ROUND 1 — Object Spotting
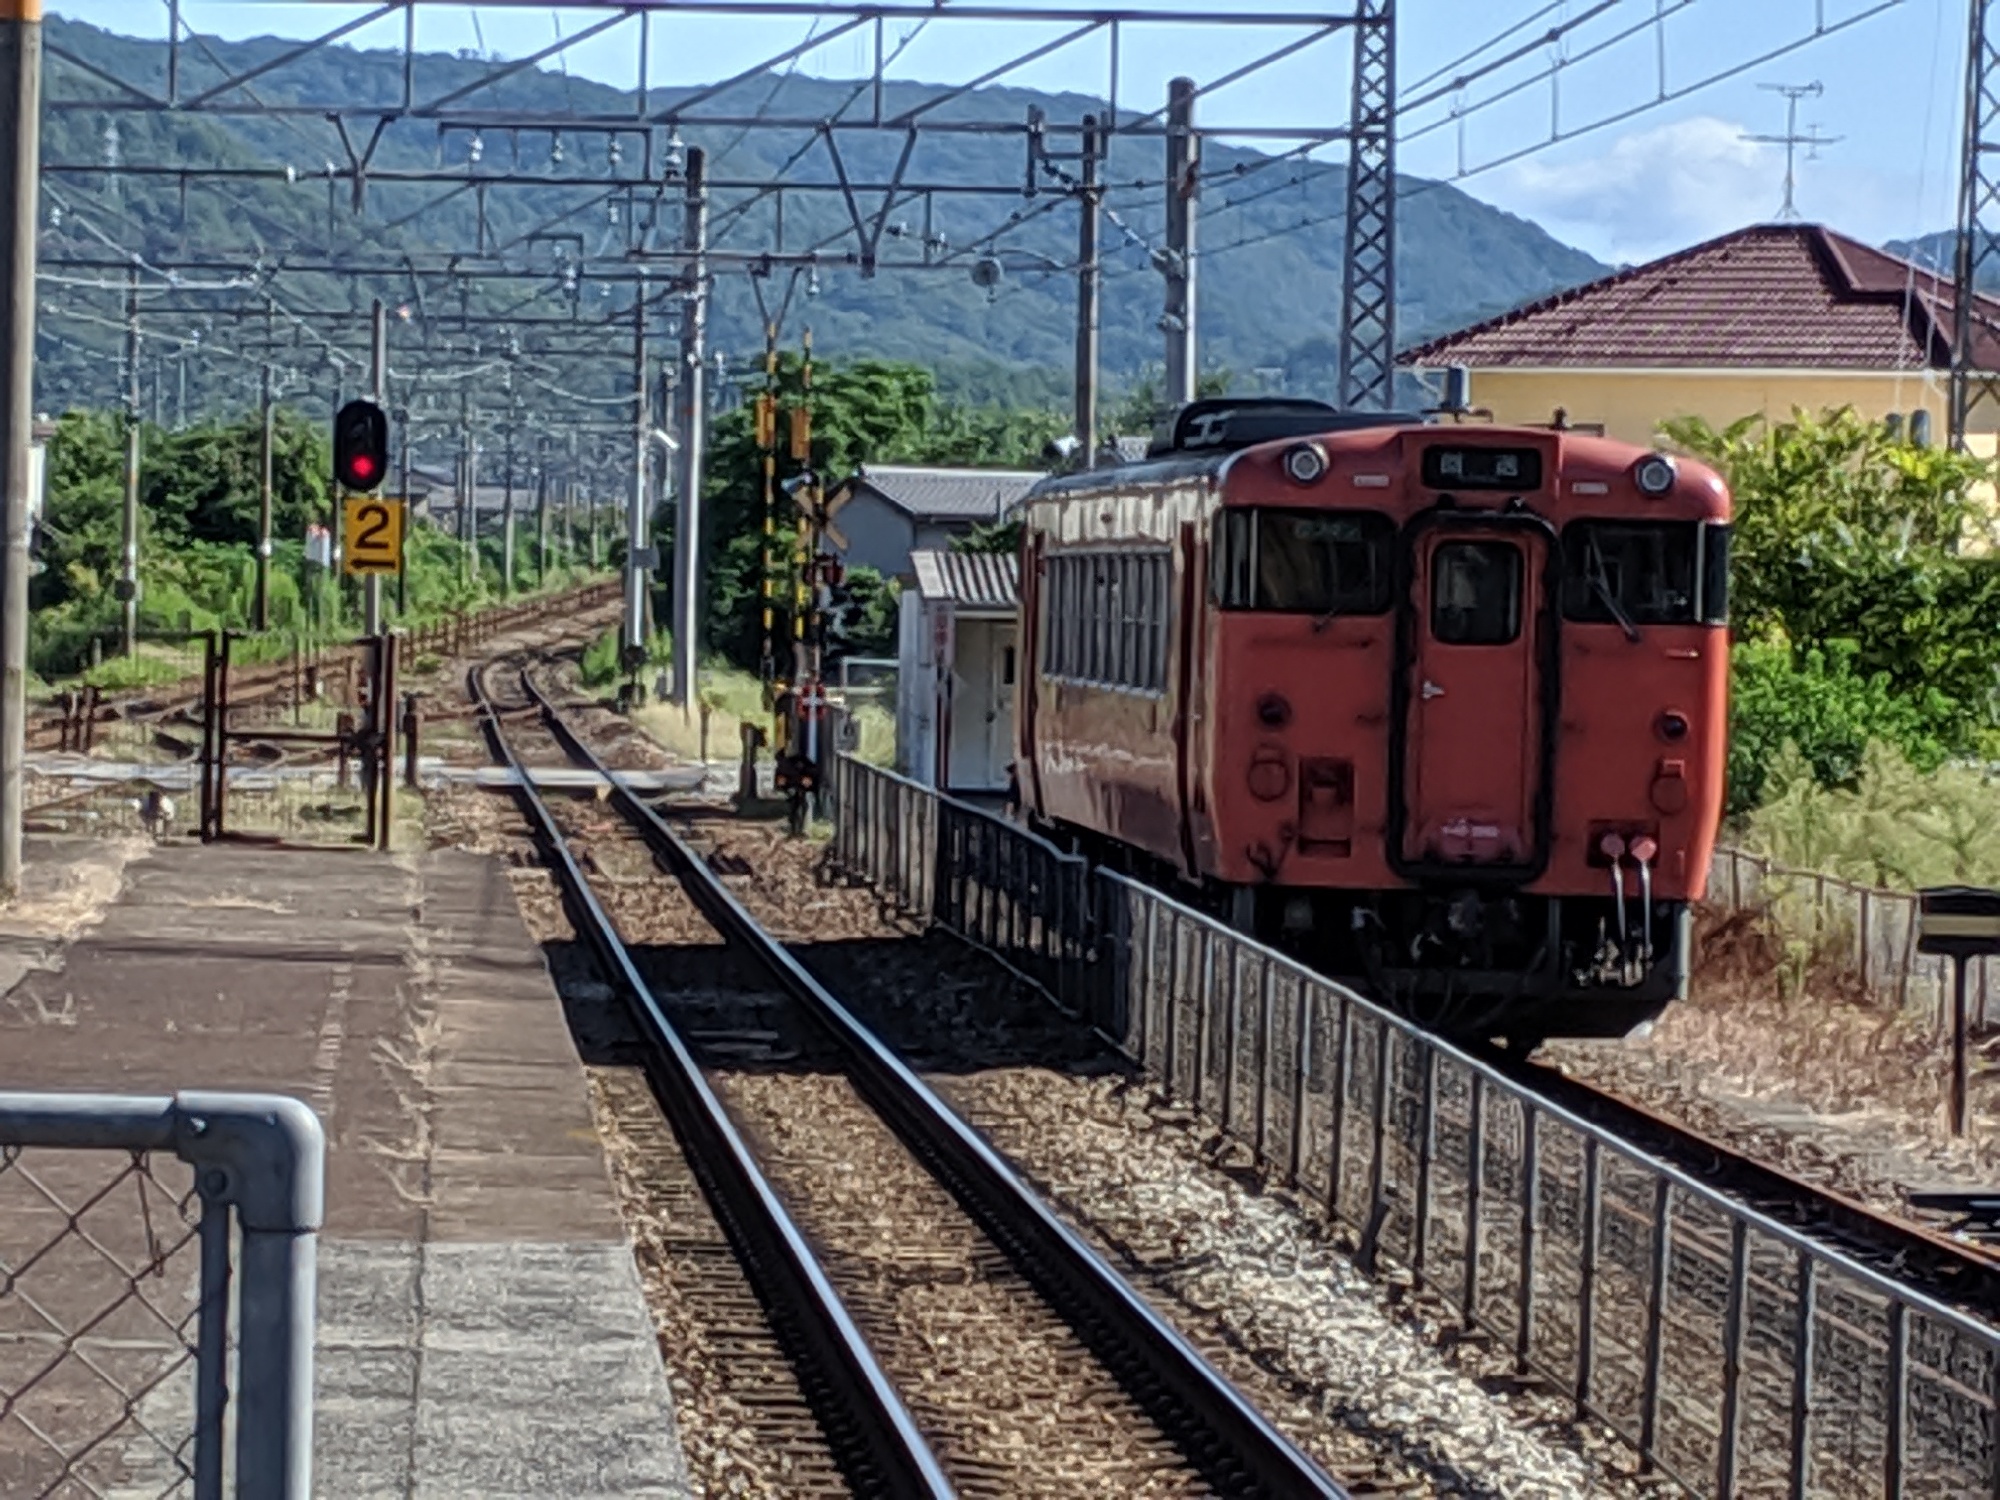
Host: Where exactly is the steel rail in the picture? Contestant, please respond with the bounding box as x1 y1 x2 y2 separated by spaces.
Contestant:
468 661 954 1500
1497 1050 2000 1320
519 668 1348 1499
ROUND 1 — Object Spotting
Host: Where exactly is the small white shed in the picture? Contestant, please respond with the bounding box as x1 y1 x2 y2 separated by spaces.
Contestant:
896 549 1019 794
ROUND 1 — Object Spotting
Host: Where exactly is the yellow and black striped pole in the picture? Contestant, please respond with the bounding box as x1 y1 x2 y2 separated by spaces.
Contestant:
757 319 778 691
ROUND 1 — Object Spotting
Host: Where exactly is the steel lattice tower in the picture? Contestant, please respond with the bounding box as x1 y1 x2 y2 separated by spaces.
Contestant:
1339 0 1396 411
1952 0 2000 448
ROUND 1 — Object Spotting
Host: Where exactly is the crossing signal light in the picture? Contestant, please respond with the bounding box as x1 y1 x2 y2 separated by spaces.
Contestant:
333 399 389 492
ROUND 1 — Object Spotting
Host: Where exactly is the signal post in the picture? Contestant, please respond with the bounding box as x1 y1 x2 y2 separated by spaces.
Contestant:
333 396 401 851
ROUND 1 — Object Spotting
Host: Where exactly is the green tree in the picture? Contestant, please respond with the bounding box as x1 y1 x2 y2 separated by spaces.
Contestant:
1665 407 2000 783
695 355 1060 671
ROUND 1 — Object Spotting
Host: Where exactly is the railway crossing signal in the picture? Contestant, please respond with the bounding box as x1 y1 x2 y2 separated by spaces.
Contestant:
332 398 389 493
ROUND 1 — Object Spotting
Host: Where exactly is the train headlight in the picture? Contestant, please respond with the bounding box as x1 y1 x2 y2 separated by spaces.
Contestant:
1282 442 1327 485
1633 453 1677 496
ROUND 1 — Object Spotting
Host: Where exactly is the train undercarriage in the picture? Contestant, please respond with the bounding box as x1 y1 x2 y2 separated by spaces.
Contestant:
1042 818 1688 1046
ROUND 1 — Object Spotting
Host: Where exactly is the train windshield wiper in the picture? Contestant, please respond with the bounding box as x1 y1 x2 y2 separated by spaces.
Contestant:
1586 535 1641 643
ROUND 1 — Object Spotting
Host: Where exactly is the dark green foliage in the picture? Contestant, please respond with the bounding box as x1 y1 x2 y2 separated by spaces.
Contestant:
31 404 550 676
1727 640 1955 814
697 355 1058 671
954 519 1022 556
832 565 899 662
1664 408 2000 810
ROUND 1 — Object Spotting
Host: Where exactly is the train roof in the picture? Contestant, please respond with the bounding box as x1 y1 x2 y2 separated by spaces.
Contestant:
1030 397 1430 501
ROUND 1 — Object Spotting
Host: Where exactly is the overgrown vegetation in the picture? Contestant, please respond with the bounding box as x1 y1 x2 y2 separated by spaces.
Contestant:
695 355 1062 673
33 406 587 680
1665 408 2000 822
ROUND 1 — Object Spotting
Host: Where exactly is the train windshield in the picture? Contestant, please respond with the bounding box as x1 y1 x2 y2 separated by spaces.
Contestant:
1560 520 1725 627
1214 509 1394 615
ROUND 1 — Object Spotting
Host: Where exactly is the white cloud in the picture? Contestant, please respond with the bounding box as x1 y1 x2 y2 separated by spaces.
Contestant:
1478 116 1791 265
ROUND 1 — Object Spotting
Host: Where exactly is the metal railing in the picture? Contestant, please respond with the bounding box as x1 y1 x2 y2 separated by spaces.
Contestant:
0 1092 324 1499
1710 845 2000 1026
830 755 2000 1498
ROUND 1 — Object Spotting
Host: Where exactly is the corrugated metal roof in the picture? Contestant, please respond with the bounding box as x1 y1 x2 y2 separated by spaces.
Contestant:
909 548 1019 610
854 463 1045 520
1400 223 2000 372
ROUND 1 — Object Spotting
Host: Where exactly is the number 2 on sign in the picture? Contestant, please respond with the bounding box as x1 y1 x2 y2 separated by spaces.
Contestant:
342 496 404 576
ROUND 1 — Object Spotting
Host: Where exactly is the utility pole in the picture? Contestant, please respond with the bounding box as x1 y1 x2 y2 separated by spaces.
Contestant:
255 362 273 629
624 278 649 669
672 146 708 710
500 382 516 598
1952 0 2000 449
1743 82 1837 221
0 0 41 894
365 297 385 635
534 437 549 586
1075 114 1101 463
459 385 477 585
1161 78 1199 411
120 263 141 656
1340 0 1397 411
396 406 411 614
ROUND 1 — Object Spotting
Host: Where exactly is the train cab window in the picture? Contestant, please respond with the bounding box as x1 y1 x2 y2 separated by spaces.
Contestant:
1430 540 1522 645
1560 520 1701 627
1213 508 1393 615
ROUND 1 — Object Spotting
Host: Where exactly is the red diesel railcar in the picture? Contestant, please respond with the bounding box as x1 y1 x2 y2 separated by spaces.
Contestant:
1016 398 1731 1042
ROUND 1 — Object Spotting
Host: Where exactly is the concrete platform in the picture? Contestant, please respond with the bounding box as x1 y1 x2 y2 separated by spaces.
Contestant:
0 838 691 1499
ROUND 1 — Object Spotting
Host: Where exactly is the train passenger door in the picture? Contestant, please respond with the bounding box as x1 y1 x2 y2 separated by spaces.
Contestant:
1397 520 1554 873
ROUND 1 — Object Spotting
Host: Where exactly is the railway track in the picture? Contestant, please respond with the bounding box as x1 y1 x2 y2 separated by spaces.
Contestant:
1495 1048 2000 1320
471 658 1348 1500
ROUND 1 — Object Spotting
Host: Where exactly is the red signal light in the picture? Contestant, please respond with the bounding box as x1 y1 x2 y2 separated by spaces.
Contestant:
332 399 389 493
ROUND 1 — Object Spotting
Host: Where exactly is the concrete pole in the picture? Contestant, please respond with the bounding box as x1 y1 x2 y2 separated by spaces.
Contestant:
534 439 548 587
500 392 516 599
1162 77 1199 410
624 280 648 665
121 262 140 655
255 362 273 629
459 385 477 585
671 146 708 709
396 406 410 615
0 0 40 894
1075 114 1101 464
365 298 384 634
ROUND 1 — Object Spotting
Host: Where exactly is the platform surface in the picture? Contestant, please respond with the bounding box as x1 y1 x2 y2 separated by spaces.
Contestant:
0 837 690 1499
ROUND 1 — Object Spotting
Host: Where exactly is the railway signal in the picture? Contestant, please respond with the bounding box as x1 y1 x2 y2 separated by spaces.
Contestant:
332 398 389 493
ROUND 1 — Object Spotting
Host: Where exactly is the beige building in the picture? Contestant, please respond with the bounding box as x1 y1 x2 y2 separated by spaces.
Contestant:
1401 223 2000 457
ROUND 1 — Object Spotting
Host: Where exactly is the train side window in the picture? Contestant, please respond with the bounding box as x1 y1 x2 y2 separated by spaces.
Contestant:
1561 520 1698 626
1430 540 1522 645
1090 557 1110 682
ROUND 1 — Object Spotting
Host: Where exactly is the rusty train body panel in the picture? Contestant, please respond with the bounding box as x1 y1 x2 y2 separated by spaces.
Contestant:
1016 402 1731 1040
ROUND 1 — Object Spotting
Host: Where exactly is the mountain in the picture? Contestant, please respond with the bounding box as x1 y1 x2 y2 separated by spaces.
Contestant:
1885 230 2000 289
34 17 1607 416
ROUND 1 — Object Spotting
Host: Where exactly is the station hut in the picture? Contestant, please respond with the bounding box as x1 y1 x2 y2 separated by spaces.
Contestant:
826 464 1042 579
895 548 1019 794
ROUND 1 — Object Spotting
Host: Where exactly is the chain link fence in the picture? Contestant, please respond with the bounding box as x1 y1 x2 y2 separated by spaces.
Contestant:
831 755 2000 1498
0 1093 323 1499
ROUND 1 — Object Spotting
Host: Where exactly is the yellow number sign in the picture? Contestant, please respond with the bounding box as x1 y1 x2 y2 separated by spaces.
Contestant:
342 495 403 575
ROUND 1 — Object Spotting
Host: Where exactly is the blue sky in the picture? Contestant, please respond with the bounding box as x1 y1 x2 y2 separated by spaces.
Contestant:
50 0 1969 266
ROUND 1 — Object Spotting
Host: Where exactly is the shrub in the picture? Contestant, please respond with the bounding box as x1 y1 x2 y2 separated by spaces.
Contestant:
1728 639 1955 814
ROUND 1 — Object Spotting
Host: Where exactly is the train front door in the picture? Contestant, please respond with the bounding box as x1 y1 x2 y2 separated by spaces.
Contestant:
1397 520 1553 872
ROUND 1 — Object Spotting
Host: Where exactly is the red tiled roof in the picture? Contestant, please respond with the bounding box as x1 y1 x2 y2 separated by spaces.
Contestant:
1400 223 2000 372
